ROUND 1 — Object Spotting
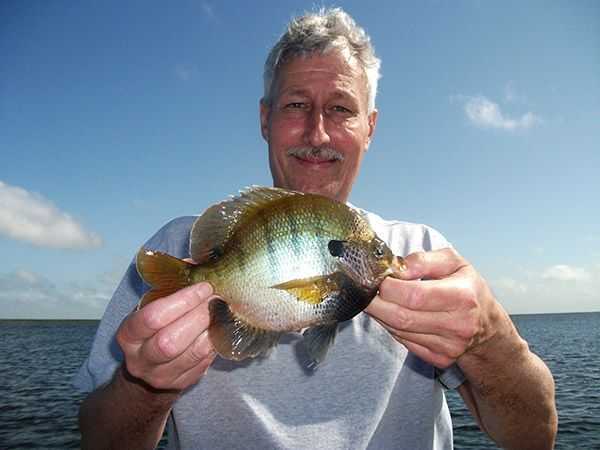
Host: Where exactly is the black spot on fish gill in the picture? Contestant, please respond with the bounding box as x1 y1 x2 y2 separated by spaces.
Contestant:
328 240 345 257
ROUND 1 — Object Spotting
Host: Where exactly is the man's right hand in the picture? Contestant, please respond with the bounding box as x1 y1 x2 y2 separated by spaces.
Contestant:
116 282 217 392
80 282 217 449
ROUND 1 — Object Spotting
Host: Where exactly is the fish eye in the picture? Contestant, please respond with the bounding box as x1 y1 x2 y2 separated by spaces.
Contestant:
374 244 384 258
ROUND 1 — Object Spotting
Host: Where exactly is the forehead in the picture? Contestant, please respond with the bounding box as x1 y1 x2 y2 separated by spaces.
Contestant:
274 52 368 101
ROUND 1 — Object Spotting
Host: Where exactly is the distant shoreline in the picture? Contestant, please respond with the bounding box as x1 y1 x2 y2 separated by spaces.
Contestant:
1 311 599 322
511 310 600 317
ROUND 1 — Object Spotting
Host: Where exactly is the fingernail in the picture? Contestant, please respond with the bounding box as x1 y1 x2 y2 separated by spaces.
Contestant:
195 282 213 299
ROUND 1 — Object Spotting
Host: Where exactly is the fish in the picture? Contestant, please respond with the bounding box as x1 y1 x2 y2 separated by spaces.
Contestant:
136 186 406 367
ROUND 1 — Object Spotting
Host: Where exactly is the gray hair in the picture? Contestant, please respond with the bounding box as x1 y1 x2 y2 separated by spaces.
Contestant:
262 8 381 112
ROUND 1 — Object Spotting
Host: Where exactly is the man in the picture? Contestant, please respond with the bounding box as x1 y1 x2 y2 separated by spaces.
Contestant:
76 8 557 450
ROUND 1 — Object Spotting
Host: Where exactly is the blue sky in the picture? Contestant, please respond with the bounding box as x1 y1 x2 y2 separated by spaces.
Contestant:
1 1 598 319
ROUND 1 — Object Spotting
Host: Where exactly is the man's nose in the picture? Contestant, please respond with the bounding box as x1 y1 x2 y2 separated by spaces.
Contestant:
305 109 331 147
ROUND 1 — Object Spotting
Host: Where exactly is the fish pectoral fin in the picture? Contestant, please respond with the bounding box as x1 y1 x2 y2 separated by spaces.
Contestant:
208 299 282 361
301 323 339 369
271 273 344 305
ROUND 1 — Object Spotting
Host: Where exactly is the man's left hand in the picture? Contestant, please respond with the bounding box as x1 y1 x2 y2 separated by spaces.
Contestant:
366 247 506 369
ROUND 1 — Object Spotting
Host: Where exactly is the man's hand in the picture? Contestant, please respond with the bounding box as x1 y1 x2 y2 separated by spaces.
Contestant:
366 247 505 369
116 281 217 392
366 247 557 449
80 281 218 450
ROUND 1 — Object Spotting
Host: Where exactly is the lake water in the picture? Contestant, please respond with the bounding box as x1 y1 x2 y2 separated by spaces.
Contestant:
447 312 600 449
1 313 599 449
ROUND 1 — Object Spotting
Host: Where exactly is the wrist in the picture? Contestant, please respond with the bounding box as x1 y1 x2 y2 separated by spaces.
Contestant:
458 304 528 374
115 364 181 408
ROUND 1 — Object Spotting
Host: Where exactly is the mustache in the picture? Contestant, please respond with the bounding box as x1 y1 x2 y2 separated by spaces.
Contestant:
286 147 344 161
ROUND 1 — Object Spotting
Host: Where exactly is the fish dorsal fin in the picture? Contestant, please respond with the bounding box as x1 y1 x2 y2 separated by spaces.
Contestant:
271 273 344 305
190 186 304 264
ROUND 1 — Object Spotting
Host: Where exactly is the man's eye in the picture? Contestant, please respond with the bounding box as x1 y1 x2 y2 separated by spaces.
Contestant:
285 102 306 109
331 105 353 114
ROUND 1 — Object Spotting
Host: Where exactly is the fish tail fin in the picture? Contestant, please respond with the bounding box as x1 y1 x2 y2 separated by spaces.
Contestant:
209 299 282 361
136 248 196 308
301 323 339 370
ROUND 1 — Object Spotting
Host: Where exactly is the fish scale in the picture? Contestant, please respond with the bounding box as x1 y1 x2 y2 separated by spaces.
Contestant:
209 207 339 330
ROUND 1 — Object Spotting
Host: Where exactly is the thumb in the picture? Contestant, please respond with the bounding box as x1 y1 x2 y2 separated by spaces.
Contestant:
397 248 468 281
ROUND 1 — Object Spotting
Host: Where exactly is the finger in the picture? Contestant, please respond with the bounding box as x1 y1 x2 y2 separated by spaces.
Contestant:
367 296 470 337
377 277 474 313
171 352 217 390
398 337 456 369
122 283 213 344
387 327 466 361
142 299 212 364
172 332 216 382
372 318 460 369
147 331 216 390
397 248 468 281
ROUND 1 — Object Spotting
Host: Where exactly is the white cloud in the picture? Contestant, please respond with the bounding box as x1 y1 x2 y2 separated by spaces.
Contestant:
491 263 600 314
494 277 528 294
541 264 591 282
0 267 124 319
462 96 541 131
0 181 102 249
15 269 40 284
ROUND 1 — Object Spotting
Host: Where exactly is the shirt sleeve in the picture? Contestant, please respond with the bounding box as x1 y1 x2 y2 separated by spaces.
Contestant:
71 258 143 392
436 365 466 390
72 217 195 393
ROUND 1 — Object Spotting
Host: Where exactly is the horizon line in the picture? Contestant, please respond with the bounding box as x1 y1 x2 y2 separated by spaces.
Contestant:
1 310 599 322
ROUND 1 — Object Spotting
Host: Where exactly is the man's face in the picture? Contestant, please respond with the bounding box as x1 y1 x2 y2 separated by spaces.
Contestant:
260 51 378 202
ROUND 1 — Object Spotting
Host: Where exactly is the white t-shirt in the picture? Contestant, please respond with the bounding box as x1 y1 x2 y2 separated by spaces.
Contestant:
74 208 464 450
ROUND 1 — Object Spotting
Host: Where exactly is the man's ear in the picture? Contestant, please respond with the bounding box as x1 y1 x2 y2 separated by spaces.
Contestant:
365 109 378 150
259 100 270 142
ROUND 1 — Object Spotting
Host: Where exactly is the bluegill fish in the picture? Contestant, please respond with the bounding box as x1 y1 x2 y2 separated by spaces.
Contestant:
136 186 406 367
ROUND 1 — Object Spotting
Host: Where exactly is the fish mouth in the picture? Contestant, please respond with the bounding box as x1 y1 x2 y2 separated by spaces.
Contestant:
389 256 407 278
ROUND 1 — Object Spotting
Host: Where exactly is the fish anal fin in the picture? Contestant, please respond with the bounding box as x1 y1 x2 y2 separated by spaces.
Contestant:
208 299 281 361
302 323 339 369
136 248 195 308
271 273 344 305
